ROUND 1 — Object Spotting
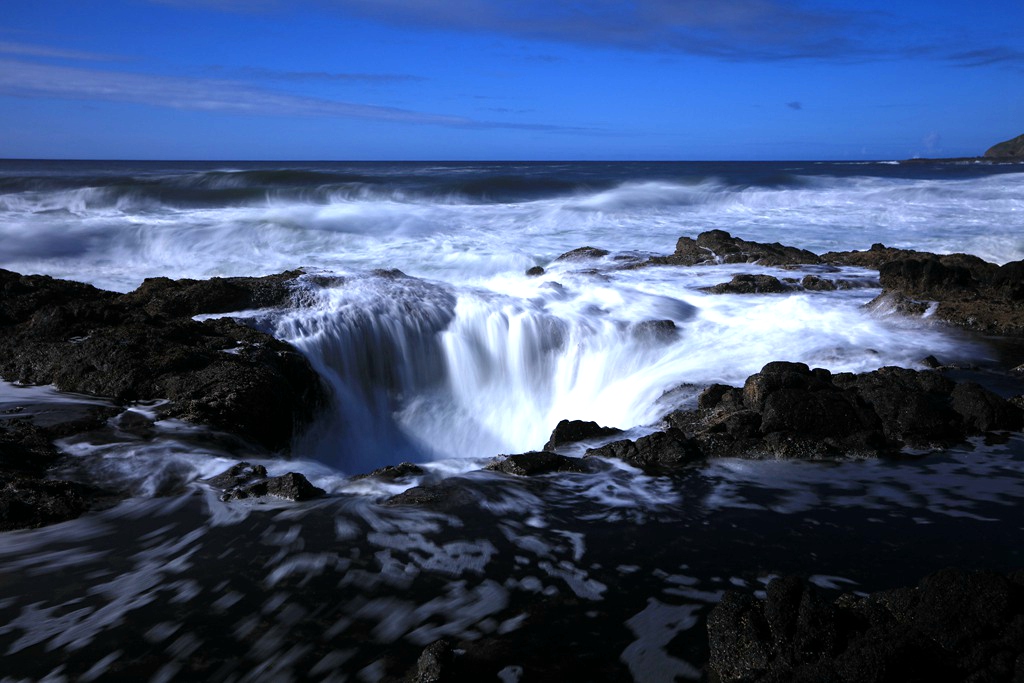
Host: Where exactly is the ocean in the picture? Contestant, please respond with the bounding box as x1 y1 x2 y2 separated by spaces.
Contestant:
1 159 1023 680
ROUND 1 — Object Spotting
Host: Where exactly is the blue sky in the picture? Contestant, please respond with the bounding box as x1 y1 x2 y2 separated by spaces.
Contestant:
1 0 1022 160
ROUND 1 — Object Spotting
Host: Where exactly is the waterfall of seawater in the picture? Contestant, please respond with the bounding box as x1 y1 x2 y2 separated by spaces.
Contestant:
272 272 705 471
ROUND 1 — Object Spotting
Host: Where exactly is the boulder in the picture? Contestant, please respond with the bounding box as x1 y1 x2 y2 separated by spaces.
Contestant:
585 428 701 471
352 462 425 481
554 246 609 262
485 451 591 476
542 419 623 451
205 461 325 502
703 274 794 294
651 230 821 268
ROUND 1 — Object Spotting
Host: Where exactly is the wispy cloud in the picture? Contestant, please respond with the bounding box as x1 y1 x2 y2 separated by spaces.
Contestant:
0 40 118 62
152 0 872 61
0 58 580 131
946 47 1024 68
230 66 427 83
147 0 1024 68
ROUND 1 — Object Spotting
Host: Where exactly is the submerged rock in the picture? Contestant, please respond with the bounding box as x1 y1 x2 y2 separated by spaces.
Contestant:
707 569 1024 683
485 451 591 476
0 269 326 451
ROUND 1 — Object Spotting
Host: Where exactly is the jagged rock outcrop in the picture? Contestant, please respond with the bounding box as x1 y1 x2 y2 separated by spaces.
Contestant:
708 569 1024 683
542 419 623 451
868 255 1024 335
585 362 1023 470
645 230 821 268
204 461 325 502
0 269 325 451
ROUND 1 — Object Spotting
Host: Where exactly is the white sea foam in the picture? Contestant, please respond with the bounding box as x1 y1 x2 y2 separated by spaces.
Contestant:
0 163 1017 474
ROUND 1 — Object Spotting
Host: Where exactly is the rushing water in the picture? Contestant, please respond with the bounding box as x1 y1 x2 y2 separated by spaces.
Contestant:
1 160 1023 680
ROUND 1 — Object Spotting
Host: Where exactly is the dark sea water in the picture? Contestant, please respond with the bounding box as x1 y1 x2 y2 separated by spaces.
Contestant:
0 159 1023 681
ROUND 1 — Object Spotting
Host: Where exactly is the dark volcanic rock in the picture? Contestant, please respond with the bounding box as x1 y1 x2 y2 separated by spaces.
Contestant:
408 639 454 683
525 266 545 277
543 419 623 451
353 462 425 481
0 422 62 474
485 451 591 476
703 274 795 294
820 243 995 273
383 481 475 510
867 255 1024 335
0 269 325 451
119 270 303 318
0 474 92 530
650 230 821 268
658 362 1023 462
206 462 325 502
707 569 1024 683
585 428 701 471
554 246 610 262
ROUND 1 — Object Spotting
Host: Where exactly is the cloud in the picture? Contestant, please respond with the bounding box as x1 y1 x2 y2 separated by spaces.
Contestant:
147 0 1024 69
0 58 576 131
230 66 427 83
946 47 1024 68
0 40 118 62
146 0 873 61
786 101 803 110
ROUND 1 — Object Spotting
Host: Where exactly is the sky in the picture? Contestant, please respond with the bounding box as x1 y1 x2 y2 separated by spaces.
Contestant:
1 0 1022 160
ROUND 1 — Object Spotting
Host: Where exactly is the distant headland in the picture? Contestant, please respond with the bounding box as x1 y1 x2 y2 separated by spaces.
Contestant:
903 132 1024 164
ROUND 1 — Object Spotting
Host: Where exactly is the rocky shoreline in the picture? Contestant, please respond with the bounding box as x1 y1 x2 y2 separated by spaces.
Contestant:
2 231 1023 680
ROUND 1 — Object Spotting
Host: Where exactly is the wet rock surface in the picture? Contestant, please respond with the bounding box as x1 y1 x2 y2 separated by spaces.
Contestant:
703 274 796 294
586 362 1024 468
554 246 610 261
0 395 126 530
485 451 592 476
0 474 95 531
708 569 1024 683
869 255 1024 335
542 419 623 451
205 461 326 502
586 428 702 471
0 268 325 452
645 230 821 268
